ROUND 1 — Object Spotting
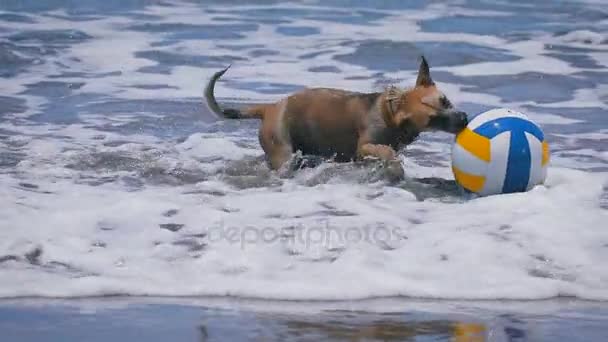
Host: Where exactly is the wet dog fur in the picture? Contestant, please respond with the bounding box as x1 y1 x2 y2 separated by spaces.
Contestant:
204 57 468 173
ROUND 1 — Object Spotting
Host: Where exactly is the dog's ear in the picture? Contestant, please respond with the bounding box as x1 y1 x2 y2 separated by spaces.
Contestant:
415 56 434 87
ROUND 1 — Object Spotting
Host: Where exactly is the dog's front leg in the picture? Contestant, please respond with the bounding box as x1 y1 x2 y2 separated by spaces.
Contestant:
357 143 397 161
357 143 404 181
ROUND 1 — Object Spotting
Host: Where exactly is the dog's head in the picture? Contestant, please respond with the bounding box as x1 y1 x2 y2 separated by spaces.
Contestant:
383 57 468 135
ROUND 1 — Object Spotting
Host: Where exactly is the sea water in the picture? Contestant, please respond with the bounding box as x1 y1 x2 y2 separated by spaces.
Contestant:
0 0 607 304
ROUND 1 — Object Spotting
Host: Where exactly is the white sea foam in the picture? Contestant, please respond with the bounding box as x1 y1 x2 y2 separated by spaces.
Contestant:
556 30 606 46
440 41 579 77
553 130 608 141
590 52 608 68
539 85 608 109
0 170 606 299
1 124 607 300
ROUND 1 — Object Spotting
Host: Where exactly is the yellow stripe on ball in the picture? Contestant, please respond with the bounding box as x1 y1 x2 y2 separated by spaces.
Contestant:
542 141 550 166
456 128 491 162
452 165 486 193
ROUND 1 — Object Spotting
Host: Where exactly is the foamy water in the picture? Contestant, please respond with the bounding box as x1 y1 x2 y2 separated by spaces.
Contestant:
0 0 607 300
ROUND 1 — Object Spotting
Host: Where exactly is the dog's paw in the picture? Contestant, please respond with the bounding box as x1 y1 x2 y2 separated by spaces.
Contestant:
384 159 405 182
379 147 397 161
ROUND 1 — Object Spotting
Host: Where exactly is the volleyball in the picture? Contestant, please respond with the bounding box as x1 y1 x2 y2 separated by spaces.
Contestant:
451 108 549 196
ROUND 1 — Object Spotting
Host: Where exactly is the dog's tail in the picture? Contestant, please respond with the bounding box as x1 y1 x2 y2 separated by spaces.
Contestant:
204 66 265 120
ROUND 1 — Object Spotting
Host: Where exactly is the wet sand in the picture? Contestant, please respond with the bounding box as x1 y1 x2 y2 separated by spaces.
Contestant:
1 297 607 341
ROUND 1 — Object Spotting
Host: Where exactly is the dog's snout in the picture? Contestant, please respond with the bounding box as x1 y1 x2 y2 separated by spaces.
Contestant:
430 110 468 134
454 111 468 129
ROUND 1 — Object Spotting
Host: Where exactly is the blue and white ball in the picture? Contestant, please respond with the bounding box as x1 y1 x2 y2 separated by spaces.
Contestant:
452 108 549 196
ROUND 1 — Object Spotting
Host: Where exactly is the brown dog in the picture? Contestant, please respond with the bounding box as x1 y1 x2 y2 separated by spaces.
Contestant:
205 57 468 171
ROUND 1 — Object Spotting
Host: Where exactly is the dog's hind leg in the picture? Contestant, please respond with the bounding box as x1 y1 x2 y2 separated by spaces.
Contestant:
260 129 292 170
258 100 293 170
